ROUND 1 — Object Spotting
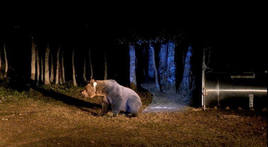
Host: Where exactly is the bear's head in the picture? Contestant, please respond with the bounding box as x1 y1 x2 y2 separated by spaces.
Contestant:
81 79 97 98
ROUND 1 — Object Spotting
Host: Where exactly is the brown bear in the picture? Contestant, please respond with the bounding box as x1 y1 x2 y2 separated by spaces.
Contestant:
81 79 142 117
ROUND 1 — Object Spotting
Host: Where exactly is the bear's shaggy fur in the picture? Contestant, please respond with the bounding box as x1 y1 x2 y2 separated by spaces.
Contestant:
81 79 142 117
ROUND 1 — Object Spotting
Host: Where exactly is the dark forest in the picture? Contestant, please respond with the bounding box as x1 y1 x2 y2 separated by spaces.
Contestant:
1 24 267 87
0 23 267 146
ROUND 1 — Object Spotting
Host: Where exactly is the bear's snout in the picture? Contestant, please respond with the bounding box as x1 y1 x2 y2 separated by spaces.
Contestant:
81 90 88 97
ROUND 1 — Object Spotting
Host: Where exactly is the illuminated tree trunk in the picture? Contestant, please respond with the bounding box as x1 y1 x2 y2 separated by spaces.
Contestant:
159 43 168 89
178 45 193 103
83 56 87 81
36 48 40 85
72 49 77 87
44 44 50 85
150 42 160 91
40 55 44 83
148 43 155 79
0 48 2 76
88 48 93 79
104 51 107 80
59 67 63 85
55 48 60 85
3 43 8 78
50 52 54 83
61 51 65 83
167 41 176 87
31 37 36 81
129 44 136 89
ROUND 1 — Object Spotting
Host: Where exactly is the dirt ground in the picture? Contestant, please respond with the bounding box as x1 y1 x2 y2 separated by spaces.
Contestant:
0 88 267 147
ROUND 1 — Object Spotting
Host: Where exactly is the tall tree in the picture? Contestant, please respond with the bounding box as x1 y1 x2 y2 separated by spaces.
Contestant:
0 47 2 75
36 48 40 85
50 51 54 83
166 41 176 88
104 51 108 80
59 66 63 85
61 50 65 84
3 43 8 78
88 48 93 79
72 49 77 87
40 55 44 83
178 45 194 103
83 56 87 82
44 44 50 85
55 48 60 85
150 42 160 91
159 43 168 89
31 37 36 82
129 44 137 89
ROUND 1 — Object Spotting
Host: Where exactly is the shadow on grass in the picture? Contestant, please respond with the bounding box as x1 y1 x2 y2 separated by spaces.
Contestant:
30 86 101 116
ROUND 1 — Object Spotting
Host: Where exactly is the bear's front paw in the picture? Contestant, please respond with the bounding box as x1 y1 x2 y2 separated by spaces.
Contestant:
98 112 107 117
112 113 118 117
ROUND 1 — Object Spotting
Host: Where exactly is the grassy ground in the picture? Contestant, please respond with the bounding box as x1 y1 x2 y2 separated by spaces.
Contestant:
0 87 267 147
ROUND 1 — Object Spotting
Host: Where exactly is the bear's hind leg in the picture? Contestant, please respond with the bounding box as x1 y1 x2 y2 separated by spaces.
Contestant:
127 97 141 117
100 102 109 116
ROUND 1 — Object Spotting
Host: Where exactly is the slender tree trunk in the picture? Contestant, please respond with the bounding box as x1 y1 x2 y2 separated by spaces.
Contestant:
129 44 137 89
59 67 63 85
83 56 87 81
88 48 93 79
44 44 50 85
59 52 63 85
0 48 2 75
36 48 40 85
55 48 60 85
40 55 44 83
3 43 8 78
166 41 176 88
50 52 54 83
178 45 193 102
61 51 65 83
104 51 107 80
72 49 77 87
159 43 168 89
31 37 36 82
0 48 2 79
150 43 160 91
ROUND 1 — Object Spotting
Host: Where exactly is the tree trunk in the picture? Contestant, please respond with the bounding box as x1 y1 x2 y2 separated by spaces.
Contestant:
36 48 40 85
3 43 8 78
72 49 77 87
104 51 107 80
159 43 168 89
148 44 155 79
167 41 176 88
31 37 36 82
59 67 63 85
61 51 65 83
88 48 93 79
40 55 44 83
44 44 50 85
0 47 2 77
150 42 160 91
83 56 87 81
50 52 54 83
178 45 193 103
55 48 60 85
129 44 137 89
